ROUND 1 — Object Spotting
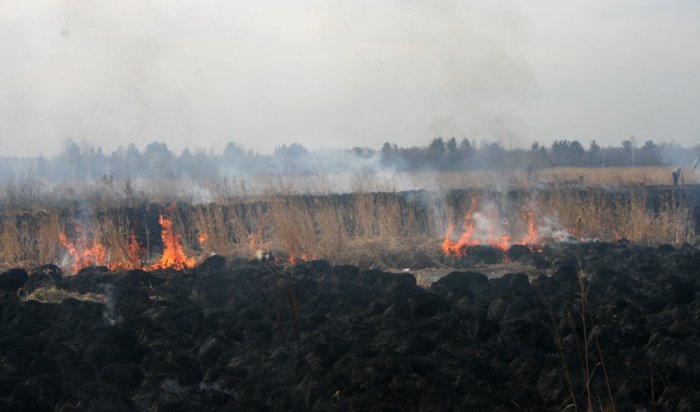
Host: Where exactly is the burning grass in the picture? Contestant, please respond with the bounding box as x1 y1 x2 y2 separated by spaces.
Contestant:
146 213 196 271
0 184 697 273
58 210 196 274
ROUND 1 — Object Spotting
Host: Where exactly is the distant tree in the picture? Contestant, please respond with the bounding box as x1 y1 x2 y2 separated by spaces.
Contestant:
621 139 634 166
551 139 584 166
445 138 461 169
638 139 660 165
426 137 448 169
458 138 472 153
588 140 602 166
58 139 104 180
446 138 457 154
274 143 309 158
143 142 174 177
528 142 548 168
351 147 376 158
569 140 585 159
380 142 398 167
428 137 446 154
223 142 245 159
478 142 505 169
272 143 310 175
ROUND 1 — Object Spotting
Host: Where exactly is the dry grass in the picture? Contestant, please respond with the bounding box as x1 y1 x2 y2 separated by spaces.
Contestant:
0 209 62 268
0 170 697 272
535 166 697 187
23 285 107 304
402 166 699 190
536 188 695 245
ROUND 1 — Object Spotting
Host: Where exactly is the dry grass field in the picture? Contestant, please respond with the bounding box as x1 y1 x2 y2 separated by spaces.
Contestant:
0 166 696 272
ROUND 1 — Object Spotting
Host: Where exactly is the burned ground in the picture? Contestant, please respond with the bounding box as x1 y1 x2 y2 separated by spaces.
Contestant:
1 242 700 411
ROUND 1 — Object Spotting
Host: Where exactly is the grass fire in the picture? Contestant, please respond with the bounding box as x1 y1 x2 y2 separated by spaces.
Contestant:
3 0 700 407
1 6 700 404
2 168 699 410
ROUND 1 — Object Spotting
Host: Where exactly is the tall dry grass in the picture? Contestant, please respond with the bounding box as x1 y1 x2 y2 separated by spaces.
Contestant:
536 188 694 245
535 166 694 187
0 209 62 268
0 172 697 271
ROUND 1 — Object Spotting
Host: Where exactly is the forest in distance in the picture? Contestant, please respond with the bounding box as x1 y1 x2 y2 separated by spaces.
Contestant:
1 137 699 183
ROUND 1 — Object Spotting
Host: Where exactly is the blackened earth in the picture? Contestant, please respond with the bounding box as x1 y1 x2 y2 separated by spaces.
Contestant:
1 242 700 411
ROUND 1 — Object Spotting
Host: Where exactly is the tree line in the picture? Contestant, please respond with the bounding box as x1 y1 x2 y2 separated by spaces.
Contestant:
0 137 698 182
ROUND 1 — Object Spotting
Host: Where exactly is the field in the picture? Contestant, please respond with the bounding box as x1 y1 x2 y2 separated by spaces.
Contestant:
1 167 699 410
0 167 697 272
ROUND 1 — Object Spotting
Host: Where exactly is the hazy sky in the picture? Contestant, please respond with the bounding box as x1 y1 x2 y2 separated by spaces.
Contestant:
1 1 699 156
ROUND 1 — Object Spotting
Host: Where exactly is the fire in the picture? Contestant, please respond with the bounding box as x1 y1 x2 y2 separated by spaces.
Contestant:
442 198 480 256
59 228 108 274
287 253 313 265
521 208 543 252
441 224 456 255
147 214 196 271
109 231 144 271
521 210 538 245
441 215 480 256
198 232 208 245
441 200 544 257
60 212 199 273
249 234 259 258
494 233 511 251
60 226 144 274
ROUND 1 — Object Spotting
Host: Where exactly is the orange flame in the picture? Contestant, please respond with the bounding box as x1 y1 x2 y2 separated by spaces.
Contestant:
198 232 208 245
494 233 511 252
287 253 313 266
442 198 480 256
249 234 259 258
441 223 456 255
109 231 144 271
519 208 543 252
60 212 197 273
146 214 196 271
61 226 145 274
441 199 544 257
59 228 108 274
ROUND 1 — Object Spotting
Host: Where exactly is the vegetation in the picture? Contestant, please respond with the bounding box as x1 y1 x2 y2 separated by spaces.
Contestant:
1 138 698 184
0 181 694 272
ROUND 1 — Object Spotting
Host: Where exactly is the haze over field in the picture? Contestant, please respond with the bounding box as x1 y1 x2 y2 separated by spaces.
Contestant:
1 1 699 157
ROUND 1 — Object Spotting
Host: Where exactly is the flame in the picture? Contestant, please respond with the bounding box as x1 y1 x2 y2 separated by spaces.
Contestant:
441 224 456 255
441 200 545 257
521 210 538 245
287 253 313 266
519 208 543 252
146 214 196 271
442 198 480 256
109 231 144 271
60 211 197 273
198 232 208 245
59 228 108 274
249 234 259 258
61 226 145 274
494 233 511 252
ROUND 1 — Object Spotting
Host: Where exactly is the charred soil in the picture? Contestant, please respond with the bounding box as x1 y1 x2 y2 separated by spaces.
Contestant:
1 242 700 411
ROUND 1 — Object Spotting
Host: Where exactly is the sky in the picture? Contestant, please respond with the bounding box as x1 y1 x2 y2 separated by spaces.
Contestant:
1 0 698 157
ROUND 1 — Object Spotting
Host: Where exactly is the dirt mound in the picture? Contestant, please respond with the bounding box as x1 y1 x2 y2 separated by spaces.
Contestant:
1 242 700 410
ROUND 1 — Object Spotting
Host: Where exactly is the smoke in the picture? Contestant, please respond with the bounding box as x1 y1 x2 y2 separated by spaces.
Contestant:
0 1 537 157
102 283 121 326
659 143 698 169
